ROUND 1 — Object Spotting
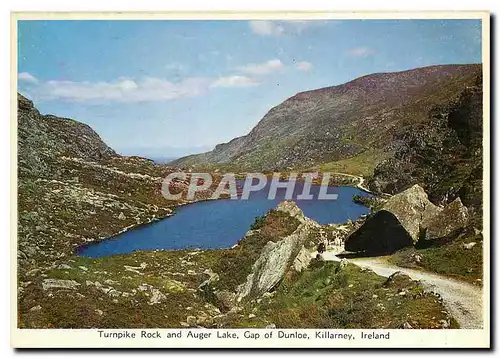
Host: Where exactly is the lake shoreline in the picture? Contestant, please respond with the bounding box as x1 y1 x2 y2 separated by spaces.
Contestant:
75 176 374 258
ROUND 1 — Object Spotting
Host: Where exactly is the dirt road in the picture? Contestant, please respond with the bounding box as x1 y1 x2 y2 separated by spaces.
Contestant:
321 251 484 329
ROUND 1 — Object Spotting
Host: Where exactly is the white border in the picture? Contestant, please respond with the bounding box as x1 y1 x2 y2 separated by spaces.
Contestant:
3 2 495 354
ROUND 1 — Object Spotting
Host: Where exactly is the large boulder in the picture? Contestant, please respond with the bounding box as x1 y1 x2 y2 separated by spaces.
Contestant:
345 185 442 254
382 184 442 243
236 202 318 301
423 197 469 241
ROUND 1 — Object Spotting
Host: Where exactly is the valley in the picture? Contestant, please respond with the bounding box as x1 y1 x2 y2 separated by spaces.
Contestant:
16 63 484 330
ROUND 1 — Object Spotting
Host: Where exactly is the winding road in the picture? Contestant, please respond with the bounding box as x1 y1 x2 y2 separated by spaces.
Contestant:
329 172 371 193
321 251 484 329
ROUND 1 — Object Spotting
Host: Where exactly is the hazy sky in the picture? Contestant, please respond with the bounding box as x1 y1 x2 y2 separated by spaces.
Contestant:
17 19 482 157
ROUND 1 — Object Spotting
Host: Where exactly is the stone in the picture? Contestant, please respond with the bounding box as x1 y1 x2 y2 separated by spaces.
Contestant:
345 185 441 254
275 201 306 221
423 197 469 241
186 316 197 327
118 212 126 220
292 246 312 272
149 288 166 304
29 305 42 312
248 313 256 319
57 264 71 270
104 279 119 285
462 242 477 250
215 290 237 311
42 279 80 290
402 322 413 329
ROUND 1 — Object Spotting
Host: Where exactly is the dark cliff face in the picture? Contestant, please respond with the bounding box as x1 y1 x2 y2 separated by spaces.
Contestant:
172 64 482 171
17 93 117 179
367 73 483 210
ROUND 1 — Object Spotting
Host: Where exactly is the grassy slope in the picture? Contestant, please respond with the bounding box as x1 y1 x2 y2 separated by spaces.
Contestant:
309 150 392 177
224 261 457 329
388 233 483 284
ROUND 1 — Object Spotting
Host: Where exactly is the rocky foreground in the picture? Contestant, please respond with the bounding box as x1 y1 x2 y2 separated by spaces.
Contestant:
19 200 456 329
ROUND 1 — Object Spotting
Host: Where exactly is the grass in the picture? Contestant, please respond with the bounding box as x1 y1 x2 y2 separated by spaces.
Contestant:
352 194 384 211
310 150 391 177
223 260 457 329
19 250 224 328
388 232 483 284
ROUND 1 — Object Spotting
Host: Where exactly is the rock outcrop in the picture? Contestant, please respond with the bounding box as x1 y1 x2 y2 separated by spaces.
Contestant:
368 73 483 209
292 246 312 272
344 185 442 254
423 197 469 241
236 202 319 301
382 185 442 243
345 184 474 253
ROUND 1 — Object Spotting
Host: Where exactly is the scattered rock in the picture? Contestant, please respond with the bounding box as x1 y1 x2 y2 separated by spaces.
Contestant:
186 316 197 327
462 242 477 250
149 288 167 305
118 212 126 220
104 279 119 285
215 290 237 311
29 305 42 312
42 279 80 290
401 322 413 329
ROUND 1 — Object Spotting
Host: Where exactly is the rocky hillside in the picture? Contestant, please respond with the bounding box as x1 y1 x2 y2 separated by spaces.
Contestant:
17 94 219 278
367 73 483 210
172 64 482 172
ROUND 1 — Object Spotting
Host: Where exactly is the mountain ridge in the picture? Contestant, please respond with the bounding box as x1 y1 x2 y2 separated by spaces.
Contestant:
171 63 482 172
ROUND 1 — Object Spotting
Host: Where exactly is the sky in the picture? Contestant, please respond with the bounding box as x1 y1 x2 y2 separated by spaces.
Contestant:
17 19 482 158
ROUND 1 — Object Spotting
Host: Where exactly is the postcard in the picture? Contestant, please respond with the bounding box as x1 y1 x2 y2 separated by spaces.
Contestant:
11 11 490 348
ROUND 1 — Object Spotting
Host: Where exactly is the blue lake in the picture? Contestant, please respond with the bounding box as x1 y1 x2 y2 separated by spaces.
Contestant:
77 183 371 258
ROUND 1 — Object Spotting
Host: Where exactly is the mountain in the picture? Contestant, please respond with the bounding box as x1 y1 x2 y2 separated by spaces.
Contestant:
17 94 218 277
172 64 482 174
368 72 483 209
